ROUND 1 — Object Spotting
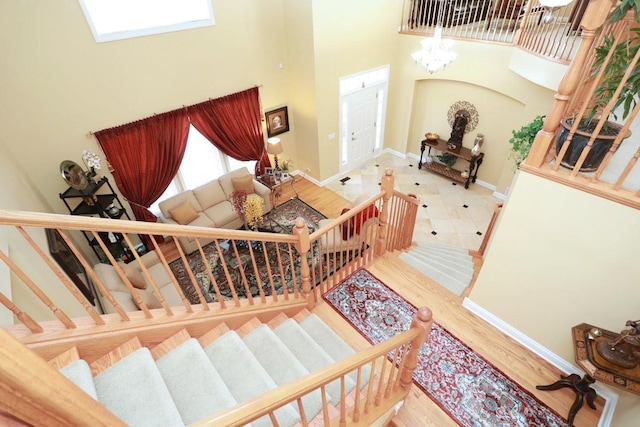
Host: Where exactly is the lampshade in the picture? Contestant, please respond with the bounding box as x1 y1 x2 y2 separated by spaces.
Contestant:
267 137 283 155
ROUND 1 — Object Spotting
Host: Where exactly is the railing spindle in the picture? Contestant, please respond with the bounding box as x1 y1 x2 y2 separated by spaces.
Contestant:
173 235 210 310
16 226 104 325
0 249 76 329
0 291 43 333
149 235 193 312
196 238 225 309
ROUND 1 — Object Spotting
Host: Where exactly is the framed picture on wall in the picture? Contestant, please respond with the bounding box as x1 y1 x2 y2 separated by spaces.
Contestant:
265 106 289 137
46 228 96 306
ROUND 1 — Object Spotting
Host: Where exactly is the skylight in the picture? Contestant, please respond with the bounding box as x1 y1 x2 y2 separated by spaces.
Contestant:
79 0 215 43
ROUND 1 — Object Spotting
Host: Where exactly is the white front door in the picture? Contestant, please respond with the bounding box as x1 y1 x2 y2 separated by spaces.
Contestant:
342 85 380 172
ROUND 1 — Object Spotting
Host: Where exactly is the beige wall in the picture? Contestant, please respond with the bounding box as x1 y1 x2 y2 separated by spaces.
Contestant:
470 170 640 425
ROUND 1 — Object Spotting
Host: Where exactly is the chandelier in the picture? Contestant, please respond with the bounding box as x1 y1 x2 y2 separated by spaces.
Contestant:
411 25 457 74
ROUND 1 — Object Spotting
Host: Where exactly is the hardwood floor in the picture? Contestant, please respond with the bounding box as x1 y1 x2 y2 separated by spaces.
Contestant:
157 175 603 425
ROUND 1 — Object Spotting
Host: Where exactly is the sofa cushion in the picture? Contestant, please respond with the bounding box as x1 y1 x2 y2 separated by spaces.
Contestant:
231 175 255 195
168 201 200 225
218 167 252 198
133 292 162 310
159 191 202 220
193 180 227 211
117 262 147 289
203 200 240 228
93 263 128 293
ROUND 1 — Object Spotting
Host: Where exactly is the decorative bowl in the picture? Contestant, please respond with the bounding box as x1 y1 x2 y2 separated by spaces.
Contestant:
425 132 439 141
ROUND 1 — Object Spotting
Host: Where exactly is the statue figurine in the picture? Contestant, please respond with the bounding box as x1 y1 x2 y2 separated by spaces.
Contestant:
448 111 468 151
596 319 640 369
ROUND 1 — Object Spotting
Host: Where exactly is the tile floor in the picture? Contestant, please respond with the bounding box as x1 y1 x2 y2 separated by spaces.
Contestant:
325 153 504 251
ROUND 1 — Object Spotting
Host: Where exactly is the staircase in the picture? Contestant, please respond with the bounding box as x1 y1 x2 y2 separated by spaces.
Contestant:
398 242 475 296
49 311 371 427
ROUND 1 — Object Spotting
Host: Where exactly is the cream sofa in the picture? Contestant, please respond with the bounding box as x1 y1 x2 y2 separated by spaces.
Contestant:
93 251 182 313
158 167 272 254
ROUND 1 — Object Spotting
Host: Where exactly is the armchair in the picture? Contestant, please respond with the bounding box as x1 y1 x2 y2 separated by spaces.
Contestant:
318 194 380 254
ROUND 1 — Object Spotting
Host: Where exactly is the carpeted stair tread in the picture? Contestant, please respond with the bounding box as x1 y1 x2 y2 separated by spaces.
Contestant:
150 329 192 360
156 338 239 425
400 252 472 283
59 359 98 400
94 347 184 427
243 325 324 421
398 252 469 296
48 346 80 370
267 312 290 329
198 322 231 348
415 241 470 255
274 319 356 404
90 336 143 376
236 317 263 338
300 314 371 387
411 246 474 269
203 330 300 427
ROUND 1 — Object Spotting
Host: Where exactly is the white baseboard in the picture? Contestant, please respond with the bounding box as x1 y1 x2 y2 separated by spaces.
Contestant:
462 298 618 427
492 190 507 201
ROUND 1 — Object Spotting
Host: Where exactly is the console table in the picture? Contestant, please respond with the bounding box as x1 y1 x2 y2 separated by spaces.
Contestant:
418 138 484 189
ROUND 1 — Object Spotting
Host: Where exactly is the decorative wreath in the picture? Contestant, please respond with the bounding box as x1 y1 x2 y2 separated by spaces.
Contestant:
447 101 479 134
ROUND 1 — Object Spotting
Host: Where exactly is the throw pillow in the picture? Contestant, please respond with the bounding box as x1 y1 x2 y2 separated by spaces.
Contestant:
340 208 355 241
353 204 380 236
118 262 147 290
231 175 255 195
133 292 162 310
168 201 199 225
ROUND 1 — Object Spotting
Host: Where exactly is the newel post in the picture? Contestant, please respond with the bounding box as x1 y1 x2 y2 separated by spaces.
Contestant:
292 217 313 308
525 0 614 168
375 168 394 255
399 306 433 390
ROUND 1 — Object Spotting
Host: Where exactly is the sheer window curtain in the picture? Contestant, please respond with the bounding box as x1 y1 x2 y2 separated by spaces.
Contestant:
94 110 190 231
188 87 270 176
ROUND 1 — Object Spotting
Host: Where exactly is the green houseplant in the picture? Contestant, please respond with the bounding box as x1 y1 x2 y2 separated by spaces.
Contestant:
556 3 638 171
509 115 545 169
436 152 457 169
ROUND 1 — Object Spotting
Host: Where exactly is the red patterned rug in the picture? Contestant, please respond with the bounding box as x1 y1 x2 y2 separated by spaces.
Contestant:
323 268 569 427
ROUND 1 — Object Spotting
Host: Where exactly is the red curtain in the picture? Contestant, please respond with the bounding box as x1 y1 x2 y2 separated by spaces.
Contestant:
188 87 270 176
94 110 190 225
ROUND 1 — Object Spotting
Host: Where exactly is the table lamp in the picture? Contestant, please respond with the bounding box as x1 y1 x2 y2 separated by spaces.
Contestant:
267 137 283 169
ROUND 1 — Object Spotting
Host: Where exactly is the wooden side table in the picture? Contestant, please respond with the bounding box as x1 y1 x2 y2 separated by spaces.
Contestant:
572 323 640 395
418 138 484 189
258 174 299 207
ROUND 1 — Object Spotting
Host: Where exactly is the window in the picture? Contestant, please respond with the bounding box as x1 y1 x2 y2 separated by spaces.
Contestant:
79 0 215 43
150 126 257 215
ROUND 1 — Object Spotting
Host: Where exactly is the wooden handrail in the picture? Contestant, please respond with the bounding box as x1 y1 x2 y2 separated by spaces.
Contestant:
0 328 125 427
193 306 433 427
477 203 503 257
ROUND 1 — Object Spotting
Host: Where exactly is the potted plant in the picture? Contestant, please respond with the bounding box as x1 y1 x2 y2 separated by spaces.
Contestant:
509 116 545 169
556 6 638 172
437 152 457 170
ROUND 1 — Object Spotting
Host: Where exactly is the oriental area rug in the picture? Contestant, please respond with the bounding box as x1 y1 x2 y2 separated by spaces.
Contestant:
168 198 329 304
323 268 569 427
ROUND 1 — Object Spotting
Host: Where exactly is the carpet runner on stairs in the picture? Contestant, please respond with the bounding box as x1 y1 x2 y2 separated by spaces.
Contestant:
54 312 368 427
398 242 475 296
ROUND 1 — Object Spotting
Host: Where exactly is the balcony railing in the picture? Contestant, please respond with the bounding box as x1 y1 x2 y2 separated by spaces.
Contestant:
525 2 640 210
400 0 591 63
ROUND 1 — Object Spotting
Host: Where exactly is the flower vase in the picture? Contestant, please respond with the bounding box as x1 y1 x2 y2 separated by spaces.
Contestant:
471 133 484 157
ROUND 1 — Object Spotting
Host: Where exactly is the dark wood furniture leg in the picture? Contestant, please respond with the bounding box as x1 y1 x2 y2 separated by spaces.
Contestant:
419 139 426 169
536 373 597 426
